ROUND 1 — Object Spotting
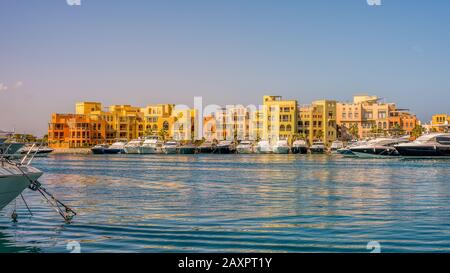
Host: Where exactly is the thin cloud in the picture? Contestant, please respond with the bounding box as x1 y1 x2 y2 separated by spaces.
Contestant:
0 82 9 92
14 81 24 89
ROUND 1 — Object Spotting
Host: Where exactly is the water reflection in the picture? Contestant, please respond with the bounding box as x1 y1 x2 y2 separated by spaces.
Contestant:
0 154 450 252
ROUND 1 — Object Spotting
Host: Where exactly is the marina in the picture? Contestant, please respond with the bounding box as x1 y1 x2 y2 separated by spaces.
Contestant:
1 153 450 253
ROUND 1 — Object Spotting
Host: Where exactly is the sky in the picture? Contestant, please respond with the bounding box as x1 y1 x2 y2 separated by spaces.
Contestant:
1 0 450 136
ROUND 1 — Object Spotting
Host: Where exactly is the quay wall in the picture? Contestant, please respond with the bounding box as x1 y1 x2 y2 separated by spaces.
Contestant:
52 148 92 154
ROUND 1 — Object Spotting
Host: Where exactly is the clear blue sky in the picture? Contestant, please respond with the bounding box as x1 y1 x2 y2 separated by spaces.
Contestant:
1 0 449 136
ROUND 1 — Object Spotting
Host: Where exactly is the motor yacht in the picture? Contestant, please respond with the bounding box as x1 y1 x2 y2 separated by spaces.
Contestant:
178 143 197 154
103 141 126 154
197 141 216 153
255 140 272 154
310 141 325 154
0 159 43 211
91 143 109 154
337 140 366 156
272 140 290 154
330 140 344 154
215 141 236 154
140 136 164 154
19 145 54 157
395 133 450 158
163 141 179 154
236 141 254 154
0 142 25 157
291 140 308 154
124 139 143 154
350 137 409 158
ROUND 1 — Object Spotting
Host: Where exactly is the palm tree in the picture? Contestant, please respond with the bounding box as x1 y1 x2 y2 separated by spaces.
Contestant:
390 124 405 137
145 128 154 137
411 125 424 139
158 128 168 141
349 124 359 139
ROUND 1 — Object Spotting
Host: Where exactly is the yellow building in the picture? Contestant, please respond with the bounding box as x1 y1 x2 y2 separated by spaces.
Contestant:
172 108 197 141
431 114 450 132
262 95 298 143
140 104 175 140
298 100 337 146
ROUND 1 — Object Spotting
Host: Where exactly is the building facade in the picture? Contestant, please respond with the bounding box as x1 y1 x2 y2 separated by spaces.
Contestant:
298 100 337 146
431 114 450 132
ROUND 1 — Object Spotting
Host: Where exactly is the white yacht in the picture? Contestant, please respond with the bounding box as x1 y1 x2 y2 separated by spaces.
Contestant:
395 133 450 158
310 141 325 154
163 141 179 154
291 140 308 154
140 136 164 154
0 159 43 211
255 140 272 154
124 139 143 154
350 137 409 158
330 140 345 154
19 145 54 157
272 140 290 154
236 141 254 154
103 140 127 154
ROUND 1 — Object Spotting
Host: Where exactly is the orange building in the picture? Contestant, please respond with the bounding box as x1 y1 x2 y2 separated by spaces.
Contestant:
48 113 107 148
388 110 419 136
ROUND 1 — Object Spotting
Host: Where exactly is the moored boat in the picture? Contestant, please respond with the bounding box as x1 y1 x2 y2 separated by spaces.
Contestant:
255 140 272 154
178 143 197 154
19 145 54 157
272 140 290 154
163 141 179 154
197 141 216 153
0 142 25 156
291 140 308 154
310 141 325 154
91 144 109 154
395 133 450 158
139 136 164 154
236 141 254 154
330 140 344 154
350 137 409 158
104 141 126 154
124 139 143 154
215 141 236 154
0 160 43 211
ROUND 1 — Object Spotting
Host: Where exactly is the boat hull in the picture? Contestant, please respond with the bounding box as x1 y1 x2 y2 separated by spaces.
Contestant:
273 147 290 154
124 146 140 154
291 146 307 154
0 143 25 156
178 147 196 154
0 170 42 211
164 147 178 154
197 147 215 154
139 147 162 154
91 148 105 154
215 146 235 154
309 148 325 154
351 147 400 158
103 148 125 154
236 147 253 154
395 145 450 158
255 147 273 154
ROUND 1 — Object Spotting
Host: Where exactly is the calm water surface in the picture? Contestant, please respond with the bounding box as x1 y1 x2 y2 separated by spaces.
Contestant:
1 154 450 253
